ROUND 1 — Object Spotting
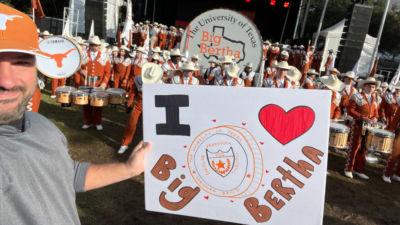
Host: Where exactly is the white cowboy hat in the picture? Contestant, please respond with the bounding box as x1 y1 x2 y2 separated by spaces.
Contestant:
152 54 160 61
111 46 119 52
154 22 159 25
132 44 137 48
142 63 163 83
286 67 302 82
181 57 187 62
377 88 382 92
135 23 139 27
129 51 136 58
191 54 201 60
208 58 219 64
357 77 381 89
310 46 315 49
42 30 50 36
169 48 181 56
298 45 304 48
226 63 240 78
329 68 340 74
219 55 233 64
281 51 289 56
37 28 40 33
244 62 253 68
100 39 109 47
179 28 184 31
136 46 147 55
86 36 102 45
152 46 162 53
264 40 270 44
120 45 130 51
320 75 345 91
293 45 298 48
145 20 150 23
179 62 199 71
307 69 318 75
271 60 278 68
381 82 389 87
344 71 356 79
139 22 143 25
277 61 291 70
274 42 279 45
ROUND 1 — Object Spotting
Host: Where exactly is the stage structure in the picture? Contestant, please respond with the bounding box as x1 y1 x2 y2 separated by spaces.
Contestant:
292 0 312 42
63 7 79 37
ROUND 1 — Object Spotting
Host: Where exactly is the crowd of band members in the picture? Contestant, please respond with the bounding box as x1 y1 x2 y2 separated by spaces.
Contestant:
34 20 400 184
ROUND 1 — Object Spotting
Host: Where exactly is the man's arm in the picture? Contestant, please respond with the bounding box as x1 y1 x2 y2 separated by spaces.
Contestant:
84 141 151 191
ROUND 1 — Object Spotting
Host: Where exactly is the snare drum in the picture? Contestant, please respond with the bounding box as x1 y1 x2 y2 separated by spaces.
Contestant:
372 122 386 130
338 116 353 126
106 88 126 104
365 128 394 155
72 90 89 105
93 87 105 92
79 86 93 92
329 122 350 149
90 92 109 107
55 86 76 104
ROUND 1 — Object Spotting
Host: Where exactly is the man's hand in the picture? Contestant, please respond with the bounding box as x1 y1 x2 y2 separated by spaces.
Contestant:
371 117 378 124
123 79 127 84
363 117 373 124
333 118 338 122
100 83 107 89
81 69 87 76
125 141 151 177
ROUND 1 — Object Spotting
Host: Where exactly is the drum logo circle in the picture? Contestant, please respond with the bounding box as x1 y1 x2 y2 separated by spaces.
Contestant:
187 126 263 198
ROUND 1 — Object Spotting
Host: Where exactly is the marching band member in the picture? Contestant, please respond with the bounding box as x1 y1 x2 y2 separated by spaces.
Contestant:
111 45 131 89
263 61 278 79
139 26 148 47
278 51 289 62
149 24 158 50
381 82 389 96
293 45 304 70
158 25 167 50
313 48 323 72
204 58 219 85
191 54 201 76
214 63 245 87
42 30 50 39
130 46 148 85
262 61 292 88
133 23 140 46
118 63 164 154
175 28 184 48
79 36 111 130
263 41 270 60
344 77 380 179
240 62 255 87
268 42 280 67
302 69 318 89
328 68 340 76
300 46 314 84
339 71 358 114
286 67 302 89
147 47 164 64
161 48 182 80
171 62 200 85
150 54 162 66
383 83 400 183
288 45 297 65
208 55 232 84
379 84 398 128
324 49 334 74
167 27 177 51
320 75 343 122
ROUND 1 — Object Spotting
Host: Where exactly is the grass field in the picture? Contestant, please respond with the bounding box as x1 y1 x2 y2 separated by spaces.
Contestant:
39 83 400 225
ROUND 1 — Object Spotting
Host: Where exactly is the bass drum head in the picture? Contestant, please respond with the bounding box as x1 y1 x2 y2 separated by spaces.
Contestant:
36 36 83 79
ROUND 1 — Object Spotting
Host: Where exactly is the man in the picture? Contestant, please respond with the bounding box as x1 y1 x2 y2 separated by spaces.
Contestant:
320 75 344 122
0 4 149 224
175 28 184 48
240 62 255 87
215 63 245 87
207 55 232 85
118 63 163 154
379 82 399 129
149 24 158 51
263 41 270 66
147 47 164 64
313 48 323 73
288 45 297 65
328 68 340 76
383 82 400 183
42 30 50 39
161 48 182 80
278 51 289 63
339 71 358 115
191 54 201 76
381 82 389 96
79 36 111 130
167 27 177 51
293 45 304 70
324 49 334 74
204 58 219 85
345 77 380 179
133 23 141 46
171 62 201 85
262 61 292 88
302 69 318 89
286 67 302 89
263 61 278 79
158 25 167 50
268 42 280 67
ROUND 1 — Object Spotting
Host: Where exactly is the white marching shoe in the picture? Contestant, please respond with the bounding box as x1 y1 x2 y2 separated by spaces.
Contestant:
82 124 93 129
393 174 400 182
335 148 348 156
382 175 391 183
95 125 103 131
352 171 369 179
118 146 128 154
344 170 353 178
50 95 56 98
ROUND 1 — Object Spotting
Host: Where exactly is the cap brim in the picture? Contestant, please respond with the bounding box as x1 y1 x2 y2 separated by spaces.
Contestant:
0 40 51 59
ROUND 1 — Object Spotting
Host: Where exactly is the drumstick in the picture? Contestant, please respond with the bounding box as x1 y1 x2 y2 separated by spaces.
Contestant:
85 66 88 87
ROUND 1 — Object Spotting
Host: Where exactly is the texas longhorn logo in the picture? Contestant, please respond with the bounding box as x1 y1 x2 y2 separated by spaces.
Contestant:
206 147 235 177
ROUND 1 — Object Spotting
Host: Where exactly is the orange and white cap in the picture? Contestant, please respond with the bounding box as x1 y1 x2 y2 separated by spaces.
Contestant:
0 4 49 58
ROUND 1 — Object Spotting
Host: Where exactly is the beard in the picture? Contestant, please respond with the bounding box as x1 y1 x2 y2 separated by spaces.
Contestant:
0 85 35 125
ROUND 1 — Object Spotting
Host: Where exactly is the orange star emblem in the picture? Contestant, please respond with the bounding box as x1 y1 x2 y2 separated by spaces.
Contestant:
216 160 225 169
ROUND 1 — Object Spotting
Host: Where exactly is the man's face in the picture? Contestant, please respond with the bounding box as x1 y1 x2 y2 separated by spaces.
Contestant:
395 89 400 95
136 52 141 58
183 70 193 77
344 77 353 85
89 44 100 52
119 50 125 56
309 74 316 79
113 51 119 56
0 52 37 124
210 62 216 67
43 35 49 39
382 87 387 92
363 84 376 94
192 58 198 64
171 56 180 64
277 68 288 77
245 67 252 72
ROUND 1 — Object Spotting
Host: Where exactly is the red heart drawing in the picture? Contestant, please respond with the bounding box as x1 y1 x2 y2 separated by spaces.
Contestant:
260 142 264 145
212 119 216 122
230 200 234 203
265 170 269 173
242 123 246 126
182 165 185 168
184 145 187 148
204 196 209 200
262 184 265 187
259 105 315 145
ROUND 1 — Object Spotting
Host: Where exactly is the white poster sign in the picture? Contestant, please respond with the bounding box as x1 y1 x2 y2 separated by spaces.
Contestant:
143 84 330 224
180 9 263 74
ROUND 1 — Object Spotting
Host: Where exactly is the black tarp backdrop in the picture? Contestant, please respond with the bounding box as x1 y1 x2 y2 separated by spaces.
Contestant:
137 0 301 43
